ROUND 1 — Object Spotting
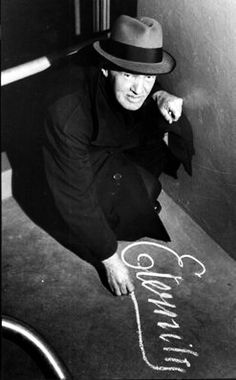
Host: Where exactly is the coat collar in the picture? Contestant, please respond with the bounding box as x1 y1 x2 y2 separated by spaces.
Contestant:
91 69 149 147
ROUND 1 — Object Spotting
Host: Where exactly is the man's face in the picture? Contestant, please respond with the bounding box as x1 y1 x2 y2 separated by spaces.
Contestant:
107 70 156 111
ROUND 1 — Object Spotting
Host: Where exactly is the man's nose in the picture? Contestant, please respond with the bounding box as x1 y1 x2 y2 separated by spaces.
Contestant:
131 76 144 95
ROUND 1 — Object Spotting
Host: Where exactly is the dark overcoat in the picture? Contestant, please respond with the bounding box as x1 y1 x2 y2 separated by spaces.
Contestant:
43 64 194 261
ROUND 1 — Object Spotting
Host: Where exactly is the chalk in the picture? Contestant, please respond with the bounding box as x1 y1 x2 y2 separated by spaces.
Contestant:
129 291 185 373
165 108 174 124
121 241 206 278
165 357 191 367
123 242 206 373
163 347 199 357
168 109 174 118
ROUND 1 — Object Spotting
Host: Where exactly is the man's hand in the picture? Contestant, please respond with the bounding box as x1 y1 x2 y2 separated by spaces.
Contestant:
152 90 183 124
102 252 135 296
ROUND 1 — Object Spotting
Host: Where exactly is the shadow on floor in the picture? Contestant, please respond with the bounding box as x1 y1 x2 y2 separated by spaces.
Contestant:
3 44 114 297
8 148 111 295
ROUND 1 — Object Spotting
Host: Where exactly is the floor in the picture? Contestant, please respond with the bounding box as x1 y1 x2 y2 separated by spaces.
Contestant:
2 190 236 379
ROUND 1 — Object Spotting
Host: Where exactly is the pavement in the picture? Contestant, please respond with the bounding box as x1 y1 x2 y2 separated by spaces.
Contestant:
2 190 236 379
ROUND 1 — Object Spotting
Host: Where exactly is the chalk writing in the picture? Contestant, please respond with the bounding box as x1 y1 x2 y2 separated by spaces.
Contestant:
121 241 206 373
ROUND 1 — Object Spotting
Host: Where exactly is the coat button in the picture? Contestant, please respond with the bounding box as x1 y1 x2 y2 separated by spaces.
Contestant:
113 173 122 180
154 202 162 214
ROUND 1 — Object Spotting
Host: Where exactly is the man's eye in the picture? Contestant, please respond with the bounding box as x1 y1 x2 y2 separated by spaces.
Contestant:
123 72 131 78
146 75 155 80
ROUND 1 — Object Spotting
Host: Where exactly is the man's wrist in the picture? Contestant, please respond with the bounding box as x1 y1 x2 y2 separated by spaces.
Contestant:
102 251 119 266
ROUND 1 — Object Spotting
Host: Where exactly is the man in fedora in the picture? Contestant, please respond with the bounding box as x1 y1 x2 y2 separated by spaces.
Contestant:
43 15 194 296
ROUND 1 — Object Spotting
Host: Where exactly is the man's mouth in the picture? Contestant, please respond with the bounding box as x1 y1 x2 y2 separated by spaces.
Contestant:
127 95 143 103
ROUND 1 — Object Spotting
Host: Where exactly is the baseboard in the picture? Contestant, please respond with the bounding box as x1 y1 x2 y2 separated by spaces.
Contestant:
2 169 12 201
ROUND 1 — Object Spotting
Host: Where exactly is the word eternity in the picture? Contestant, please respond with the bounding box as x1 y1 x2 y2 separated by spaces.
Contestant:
121 241 206 373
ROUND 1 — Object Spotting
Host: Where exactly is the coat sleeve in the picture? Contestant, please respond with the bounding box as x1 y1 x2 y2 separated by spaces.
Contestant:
165 112 195 176
145 96 195 178
43 94 118 261
150 79 163 95
151 81 195 176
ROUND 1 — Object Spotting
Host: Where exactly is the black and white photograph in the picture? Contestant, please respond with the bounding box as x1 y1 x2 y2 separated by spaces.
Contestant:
2 1 236 379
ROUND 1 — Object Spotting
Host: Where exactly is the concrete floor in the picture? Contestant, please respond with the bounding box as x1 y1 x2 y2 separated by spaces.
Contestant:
2 190 236 379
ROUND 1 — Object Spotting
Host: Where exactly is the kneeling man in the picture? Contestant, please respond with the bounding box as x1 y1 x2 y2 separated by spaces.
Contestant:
43 15 193 296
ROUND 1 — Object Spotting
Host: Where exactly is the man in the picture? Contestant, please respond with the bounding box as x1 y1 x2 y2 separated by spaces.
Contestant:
43 15 193 296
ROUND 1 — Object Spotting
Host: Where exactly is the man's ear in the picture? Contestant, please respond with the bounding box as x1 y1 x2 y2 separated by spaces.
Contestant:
101 68 108 78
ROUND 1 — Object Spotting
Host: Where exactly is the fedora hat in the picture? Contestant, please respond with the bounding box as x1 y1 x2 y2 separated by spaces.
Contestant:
93 15 176 74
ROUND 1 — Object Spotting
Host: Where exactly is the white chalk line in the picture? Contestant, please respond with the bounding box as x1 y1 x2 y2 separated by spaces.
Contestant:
123 241 206 373
163 347 198 356
130 291 185 373
121 241 206 278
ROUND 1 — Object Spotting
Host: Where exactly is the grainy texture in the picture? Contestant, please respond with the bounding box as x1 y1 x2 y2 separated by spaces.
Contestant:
2 192 236 379
138 0 236 258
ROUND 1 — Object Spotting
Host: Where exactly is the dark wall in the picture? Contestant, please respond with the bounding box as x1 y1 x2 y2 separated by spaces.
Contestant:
2 0 137 221
79 0 137 34
2 0 137 151
2 0 137 69
2 0 76 152
138 0 236 258
2 0 75 69
110 0 137 25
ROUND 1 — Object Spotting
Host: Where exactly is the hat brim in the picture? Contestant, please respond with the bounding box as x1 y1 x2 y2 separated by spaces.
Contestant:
93 41 176 74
